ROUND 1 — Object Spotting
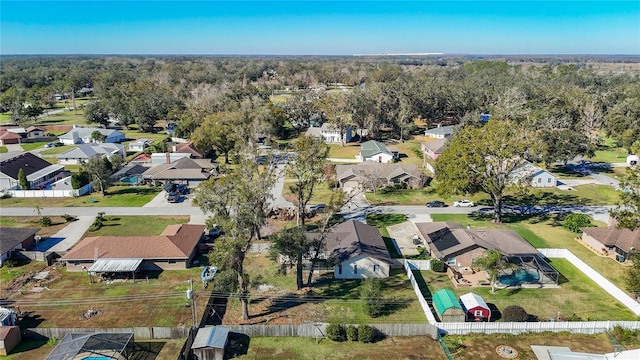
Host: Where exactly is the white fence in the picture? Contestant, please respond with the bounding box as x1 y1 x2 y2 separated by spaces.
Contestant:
403 260 438 324
438 320 640 335
7 184 92 198
405 259 432 271
539 248 640 316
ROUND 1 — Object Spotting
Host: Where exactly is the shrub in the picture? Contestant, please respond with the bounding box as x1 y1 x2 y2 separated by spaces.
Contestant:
502 305 529 322
431 259 445 272
326 323 346 342
612 325 640 345
562 213 592 233
39 216 52 227
63 214 77 222
358 324 376 343
346 325 358 342
88 216 104 232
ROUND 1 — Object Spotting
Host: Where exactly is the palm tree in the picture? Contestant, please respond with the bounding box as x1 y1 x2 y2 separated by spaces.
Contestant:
472 249 514 293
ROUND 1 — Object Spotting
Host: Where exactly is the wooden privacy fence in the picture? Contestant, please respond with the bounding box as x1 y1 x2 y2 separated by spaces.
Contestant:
26 327 190 340
221 323 438 338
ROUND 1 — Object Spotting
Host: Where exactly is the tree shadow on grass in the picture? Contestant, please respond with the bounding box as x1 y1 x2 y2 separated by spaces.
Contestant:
487 303 502 321
226 332 250 359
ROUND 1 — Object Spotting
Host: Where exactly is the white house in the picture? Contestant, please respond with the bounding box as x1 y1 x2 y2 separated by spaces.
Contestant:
305 123 353 144
128 138 153 152
57 143 125 165
0 153 65 190
356 140 396 163
425 124 455 139
58 127 125 145
627 154 639 166
320 220 394 279
510 161 558 188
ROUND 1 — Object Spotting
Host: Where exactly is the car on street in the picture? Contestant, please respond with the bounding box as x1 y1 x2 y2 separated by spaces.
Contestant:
453 199 475 207
425 200 446 208
44 143 53 148
309 203 327 213
53 142 64 147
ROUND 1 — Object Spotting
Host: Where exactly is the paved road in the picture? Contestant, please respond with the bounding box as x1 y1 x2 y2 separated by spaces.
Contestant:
269 163 295 209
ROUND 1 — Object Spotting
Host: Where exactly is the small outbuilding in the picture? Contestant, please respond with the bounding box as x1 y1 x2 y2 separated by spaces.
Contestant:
432 289 465 322
191 326 229 360
459 292 491 322
0 326 21 356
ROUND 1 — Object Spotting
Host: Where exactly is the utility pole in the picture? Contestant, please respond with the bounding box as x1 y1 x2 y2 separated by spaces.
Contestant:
187 279 197 329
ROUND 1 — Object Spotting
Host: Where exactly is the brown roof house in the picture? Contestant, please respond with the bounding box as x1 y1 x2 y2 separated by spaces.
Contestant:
172 141 205 159
0 326 21 356
0 227 40 266
0 131 22 145
335 162 423 191
309 220 395 279
415 222 559 285
581 226 640 262
142 157 218 187
61 224 206 272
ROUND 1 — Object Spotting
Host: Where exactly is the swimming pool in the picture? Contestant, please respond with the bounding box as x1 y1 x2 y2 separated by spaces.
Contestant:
119 176 140 184
498 269 540 286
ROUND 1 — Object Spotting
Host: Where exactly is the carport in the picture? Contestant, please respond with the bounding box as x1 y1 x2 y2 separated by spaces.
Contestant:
45 332 134 360
88 258 143 283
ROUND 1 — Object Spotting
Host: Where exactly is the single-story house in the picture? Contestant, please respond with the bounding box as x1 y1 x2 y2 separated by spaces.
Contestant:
0 131 22 145
191 326 229 360
415 222 559 285
433 289 466 322
61 224 206 272
56 143 125 165
0 152 65 190
45 332 134 360
510 161 557 188
309 220 394 279
356 140 397 163
128 138 154 152
628 155 639 166
0 326 21 356
459 292 491 321
421 139 447 160
335 162 423 190
58 127 125 145
581 226 640 262
306 123 353 144
130 153 152 165
151 152 191 165
172 141 205 159
424 124 455 139
142 157 217 187
25 126 46 139
0 227 40 266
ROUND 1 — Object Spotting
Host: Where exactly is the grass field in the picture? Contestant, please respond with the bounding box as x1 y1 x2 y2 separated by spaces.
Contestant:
20 141 50 151
281 180 339 204
430 213 629 291
83 215 190 237
327 143 361 158
0 186 161 207
590 148 629 163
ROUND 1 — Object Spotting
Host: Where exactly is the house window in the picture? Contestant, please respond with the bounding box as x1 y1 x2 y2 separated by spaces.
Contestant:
338 264 342 274
548 178 552 183
353 264 358 274
373 264 379 272
74 261 80 266
447 258 456 266
168 260 176 264
537 178 542 183
474 310 483 317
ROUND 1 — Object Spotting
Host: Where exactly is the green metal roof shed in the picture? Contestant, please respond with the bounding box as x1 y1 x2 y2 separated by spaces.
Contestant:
432 289 465 322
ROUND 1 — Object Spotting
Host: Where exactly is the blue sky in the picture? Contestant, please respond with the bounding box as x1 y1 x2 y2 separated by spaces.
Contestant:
1 1 639 55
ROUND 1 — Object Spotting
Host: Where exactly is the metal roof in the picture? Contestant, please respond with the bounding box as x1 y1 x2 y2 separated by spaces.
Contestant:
45 332 134 360
432 289 463 315
88 258 143 273
192 326 229 349
459 292 489 311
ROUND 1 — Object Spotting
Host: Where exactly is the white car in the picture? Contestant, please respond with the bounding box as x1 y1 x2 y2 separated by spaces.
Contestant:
453 199 475 207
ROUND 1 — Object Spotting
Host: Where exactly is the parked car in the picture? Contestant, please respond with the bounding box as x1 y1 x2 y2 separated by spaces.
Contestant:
53 142 64 147
44 143 53 148
309 203 327 213
425 200 446 208
166 192 180 203
453 199 475 207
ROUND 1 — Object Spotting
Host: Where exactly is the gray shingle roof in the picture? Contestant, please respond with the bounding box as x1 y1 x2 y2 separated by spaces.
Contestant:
323 220 393 264
0 227 39 254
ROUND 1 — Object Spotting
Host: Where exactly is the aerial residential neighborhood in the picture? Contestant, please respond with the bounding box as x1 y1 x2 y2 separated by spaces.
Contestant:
1 2 640 359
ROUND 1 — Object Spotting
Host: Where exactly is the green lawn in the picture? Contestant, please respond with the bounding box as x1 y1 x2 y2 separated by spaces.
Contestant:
40 145 74 155
430 213 629 290
0 186 162 207
282 180 340 204
83 215 190 237
393 139 427 165
20 141 50 151
590 148 629 163
0 146 7 153
327 143 361 158
36 109 87 125
366 184 621 206
419 259 637 321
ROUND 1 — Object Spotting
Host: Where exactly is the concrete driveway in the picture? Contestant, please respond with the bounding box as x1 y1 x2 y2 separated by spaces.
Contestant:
47 216 94 252
386 221 422 256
